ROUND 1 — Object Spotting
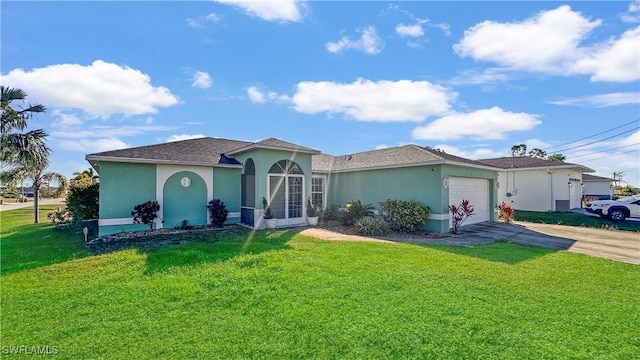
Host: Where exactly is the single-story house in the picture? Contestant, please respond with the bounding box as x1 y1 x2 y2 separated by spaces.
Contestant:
86 137 499 235
582 174 614 201
477 156 594 212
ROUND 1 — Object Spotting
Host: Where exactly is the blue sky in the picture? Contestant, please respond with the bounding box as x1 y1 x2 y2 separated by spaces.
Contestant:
2 1 639 186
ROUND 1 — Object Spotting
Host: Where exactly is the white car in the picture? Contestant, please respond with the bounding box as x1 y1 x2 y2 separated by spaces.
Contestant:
586 195 640 221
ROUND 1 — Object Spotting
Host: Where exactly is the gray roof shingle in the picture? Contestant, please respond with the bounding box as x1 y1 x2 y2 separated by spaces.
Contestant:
477 156 592 171
312 145 494 172
582 174 613 181
86 137 251 166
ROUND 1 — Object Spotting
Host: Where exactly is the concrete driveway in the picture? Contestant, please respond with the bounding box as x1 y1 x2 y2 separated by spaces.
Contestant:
300 222 639 265
451 222 639 265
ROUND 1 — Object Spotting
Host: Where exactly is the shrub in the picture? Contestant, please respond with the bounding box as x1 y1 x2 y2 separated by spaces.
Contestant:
320 204 340 221
66 182 99 221
498 201 515 224
354 217 389 236
379 199 430 232
341 200 374 225
306 197 319 217
262 197 273 219
448 200 474 234
174 219 193 230
131 200 160 231
47 207 73 228
207 199 229 228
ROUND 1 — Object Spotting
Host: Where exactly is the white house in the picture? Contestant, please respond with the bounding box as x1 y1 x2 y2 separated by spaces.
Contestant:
478 157 594 212
582 174 614 201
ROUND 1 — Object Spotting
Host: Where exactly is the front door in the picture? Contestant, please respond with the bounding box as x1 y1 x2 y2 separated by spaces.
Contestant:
269 175 305 226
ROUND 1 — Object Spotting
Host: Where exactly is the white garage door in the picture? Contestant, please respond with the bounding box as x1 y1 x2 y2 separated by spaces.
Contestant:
448 177 490 227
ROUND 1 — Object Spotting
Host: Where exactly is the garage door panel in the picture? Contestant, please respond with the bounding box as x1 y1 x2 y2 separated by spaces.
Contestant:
449 177 489 226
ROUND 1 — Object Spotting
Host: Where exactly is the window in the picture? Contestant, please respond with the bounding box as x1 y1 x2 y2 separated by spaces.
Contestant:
311 177 324 208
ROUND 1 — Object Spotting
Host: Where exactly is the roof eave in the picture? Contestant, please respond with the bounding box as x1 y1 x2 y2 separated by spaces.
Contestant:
329 160 498 173
85 155 243 169
496 164 595 173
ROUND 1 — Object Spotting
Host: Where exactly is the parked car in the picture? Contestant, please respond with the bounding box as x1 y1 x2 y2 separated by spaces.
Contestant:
586 195 640 221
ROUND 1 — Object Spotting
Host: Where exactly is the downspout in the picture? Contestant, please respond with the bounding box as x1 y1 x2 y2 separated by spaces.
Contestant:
546 169 554 211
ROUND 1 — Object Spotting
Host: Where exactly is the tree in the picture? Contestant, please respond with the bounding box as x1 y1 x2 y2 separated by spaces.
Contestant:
1 86 51 223
72 167 99 184
510 144 527 157
528 148 547 159
547 153 566 162
42 172 68 198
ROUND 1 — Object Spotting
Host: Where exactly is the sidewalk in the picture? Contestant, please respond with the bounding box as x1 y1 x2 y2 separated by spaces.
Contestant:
0 198 66 212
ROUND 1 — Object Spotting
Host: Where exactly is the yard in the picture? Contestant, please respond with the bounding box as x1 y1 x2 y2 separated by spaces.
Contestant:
1 206 638 358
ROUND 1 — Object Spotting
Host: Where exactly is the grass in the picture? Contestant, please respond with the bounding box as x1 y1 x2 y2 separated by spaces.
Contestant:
516 210 640 231
1 205 89 274
1 208 639 359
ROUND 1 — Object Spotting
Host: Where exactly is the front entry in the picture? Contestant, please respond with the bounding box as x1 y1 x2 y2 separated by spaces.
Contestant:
267 160 305 227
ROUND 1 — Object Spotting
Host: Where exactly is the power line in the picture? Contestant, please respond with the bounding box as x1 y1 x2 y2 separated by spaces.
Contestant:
548 126 639 154
544 118 640 152
567 143 640 160
575 148 639 163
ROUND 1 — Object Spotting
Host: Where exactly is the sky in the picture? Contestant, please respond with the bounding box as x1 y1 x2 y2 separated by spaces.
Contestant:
1 1 639 187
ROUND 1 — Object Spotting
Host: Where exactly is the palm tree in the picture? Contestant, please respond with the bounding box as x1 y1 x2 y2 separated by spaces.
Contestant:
1 86 51 223
42 171 68 198
72 167 99 184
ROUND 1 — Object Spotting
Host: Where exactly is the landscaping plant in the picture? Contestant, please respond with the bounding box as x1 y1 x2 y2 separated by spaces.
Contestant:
498 201 515 223
262 197 273 219
379 199 430 232
448 199 474 234
354 216 389 236
306 197 318 217
341 200 374 225
207 198 229 228
320 204 340 221
131 200 160 230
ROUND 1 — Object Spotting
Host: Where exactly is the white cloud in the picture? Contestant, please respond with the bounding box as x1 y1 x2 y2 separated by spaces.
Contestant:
454 6 601 73
187 13 222 28
51 110 83 130
375 144 389 150
192 71 212 89
291 78 456 122
412 107 541 141
396 23 424 37
166 134 206 142
448 68 513 86
571 26 640 82
454 6 640 83
549 92 640 107
51 124 177 139
2 60 180 118
326 26 384 55
621 0 640 23
246 86 290 104
58 138 129 153
247 86 266 103
433 144 505 160
215 0 305 22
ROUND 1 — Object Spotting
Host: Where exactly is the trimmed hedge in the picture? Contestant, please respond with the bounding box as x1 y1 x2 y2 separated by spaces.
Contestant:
379 199 430 232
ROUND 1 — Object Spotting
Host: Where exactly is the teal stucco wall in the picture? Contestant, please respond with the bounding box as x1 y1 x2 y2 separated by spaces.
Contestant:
326 164 497 233
98 162 156 235
163 171 208 228
213 167 242 224
235 149 314 212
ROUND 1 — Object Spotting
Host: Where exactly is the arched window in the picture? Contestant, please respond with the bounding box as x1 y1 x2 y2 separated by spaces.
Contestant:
269 160 303 175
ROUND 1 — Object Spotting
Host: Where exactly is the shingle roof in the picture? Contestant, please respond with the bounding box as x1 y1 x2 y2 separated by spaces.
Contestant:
477 156 594 172
582 174 614 181
227 137 320 155
86 137 251 166
312 145 494 172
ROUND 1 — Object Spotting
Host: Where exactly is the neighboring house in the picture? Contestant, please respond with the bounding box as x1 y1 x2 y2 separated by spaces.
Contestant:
86 137 499 235
478 157 594 212
582 174 614 201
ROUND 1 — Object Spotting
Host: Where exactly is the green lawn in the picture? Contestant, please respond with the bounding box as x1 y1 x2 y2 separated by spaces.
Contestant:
516 210 640 231
1 208 638 359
